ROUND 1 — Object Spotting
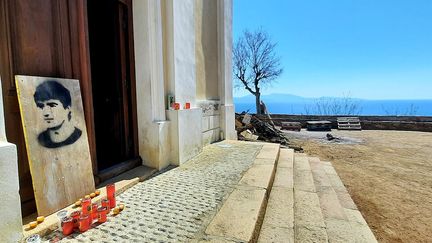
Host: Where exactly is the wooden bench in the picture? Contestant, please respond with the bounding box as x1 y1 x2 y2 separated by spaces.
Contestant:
337 117 362 130
280 122 301 131
306 121 332 131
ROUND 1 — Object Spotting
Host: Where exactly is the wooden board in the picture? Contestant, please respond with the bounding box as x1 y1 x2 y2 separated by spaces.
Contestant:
280 122 301 131
15 75 95 216
306 120 332 131
337 117 362 130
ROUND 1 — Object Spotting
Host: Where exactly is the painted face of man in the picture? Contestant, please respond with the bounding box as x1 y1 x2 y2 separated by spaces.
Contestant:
36 99 70 129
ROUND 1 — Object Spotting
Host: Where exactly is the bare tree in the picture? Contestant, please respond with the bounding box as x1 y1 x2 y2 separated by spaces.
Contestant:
233 29 283 114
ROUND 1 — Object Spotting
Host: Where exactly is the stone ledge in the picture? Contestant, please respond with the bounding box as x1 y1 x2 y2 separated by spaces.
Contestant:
257 225 294 243
255 144 280 160
238 164 276 190
205 188 267 243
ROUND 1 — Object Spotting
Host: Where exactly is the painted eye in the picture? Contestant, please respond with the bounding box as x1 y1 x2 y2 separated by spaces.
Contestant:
47 102 58 108
36 102 44 109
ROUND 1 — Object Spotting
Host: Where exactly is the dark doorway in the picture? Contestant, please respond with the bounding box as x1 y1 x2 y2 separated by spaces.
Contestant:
87 0 140 180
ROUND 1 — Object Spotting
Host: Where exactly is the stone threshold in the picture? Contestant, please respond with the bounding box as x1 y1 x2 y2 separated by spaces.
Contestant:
200 142 280 242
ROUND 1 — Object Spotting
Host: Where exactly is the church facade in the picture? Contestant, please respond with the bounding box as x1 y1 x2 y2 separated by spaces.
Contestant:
0 0 235 241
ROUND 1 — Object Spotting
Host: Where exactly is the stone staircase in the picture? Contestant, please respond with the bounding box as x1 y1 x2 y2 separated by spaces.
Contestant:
203 144 377 243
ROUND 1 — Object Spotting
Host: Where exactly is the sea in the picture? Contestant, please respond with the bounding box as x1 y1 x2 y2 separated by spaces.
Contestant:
234 100 432 116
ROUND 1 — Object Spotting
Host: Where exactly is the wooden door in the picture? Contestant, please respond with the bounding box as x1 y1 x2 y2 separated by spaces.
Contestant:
87 0 140 181
0 0 95 216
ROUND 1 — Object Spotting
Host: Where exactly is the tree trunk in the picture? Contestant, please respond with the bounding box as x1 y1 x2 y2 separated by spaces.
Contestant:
255 93 261 114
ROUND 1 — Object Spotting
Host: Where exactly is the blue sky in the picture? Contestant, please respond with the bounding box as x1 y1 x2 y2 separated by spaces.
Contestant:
233 0 432 100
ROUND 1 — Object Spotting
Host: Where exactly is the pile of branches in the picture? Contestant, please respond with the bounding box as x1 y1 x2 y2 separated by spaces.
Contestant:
235 112 288 145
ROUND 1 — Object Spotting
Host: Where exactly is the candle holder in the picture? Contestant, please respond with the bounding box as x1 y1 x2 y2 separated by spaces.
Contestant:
97 206 108 223
91 203 98 222
81 198 92 215
61 217 74 236
56 210 68 229
79 214 90 232
101 198 110 210
70 211 81 229
106 184 116 208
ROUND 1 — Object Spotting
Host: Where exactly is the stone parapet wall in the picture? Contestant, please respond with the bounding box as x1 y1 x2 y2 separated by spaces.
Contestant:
254 114 432 132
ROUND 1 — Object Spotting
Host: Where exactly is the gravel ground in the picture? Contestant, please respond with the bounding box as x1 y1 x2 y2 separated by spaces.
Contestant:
285 129 432 243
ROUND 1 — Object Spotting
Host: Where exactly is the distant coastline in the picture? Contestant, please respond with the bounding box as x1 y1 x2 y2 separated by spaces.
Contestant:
234 94 432 116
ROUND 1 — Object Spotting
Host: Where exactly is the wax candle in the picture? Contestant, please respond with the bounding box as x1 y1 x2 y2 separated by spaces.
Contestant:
106 184 116 208
79 214 90 232
97 207 108 223
61 217 74 236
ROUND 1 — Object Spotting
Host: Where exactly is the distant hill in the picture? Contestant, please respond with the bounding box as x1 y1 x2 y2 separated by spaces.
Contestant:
234 93 310 103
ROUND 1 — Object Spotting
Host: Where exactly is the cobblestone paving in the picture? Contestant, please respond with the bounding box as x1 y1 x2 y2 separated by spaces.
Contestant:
45 142 262 243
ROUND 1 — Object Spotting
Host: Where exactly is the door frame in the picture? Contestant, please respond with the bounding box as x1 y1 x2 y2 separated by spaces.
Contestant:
86 0 140 183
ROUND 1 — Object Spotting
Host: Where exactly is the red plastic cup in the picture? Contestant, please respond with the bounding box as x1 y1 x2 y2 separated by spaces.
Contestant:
61 217 74 236
97 206 108 223
101 198 110 211
79 214 90 232
70 211 81 228
106 184 116 208
81 198 92 215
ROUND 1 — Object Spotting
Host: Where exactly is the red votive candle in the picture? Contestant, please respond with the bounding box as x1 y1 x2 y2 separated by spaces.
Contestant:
79 214 90 232
91 203 98 222
97 206 108 223
61 217 74 236
106 184 116 208
70 211 81 228
101 198 110 211
174 102 180 110
81 198 92 215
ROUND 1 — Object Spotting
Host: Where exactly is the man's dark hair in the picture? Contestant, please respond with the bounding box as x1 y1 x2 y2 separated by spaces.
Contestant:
33 80 72 108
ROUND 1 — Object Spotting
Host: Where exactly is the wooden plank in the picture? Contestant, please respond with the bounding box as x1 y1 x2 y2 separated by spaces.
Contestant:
15 75 95 216
337 117 362 130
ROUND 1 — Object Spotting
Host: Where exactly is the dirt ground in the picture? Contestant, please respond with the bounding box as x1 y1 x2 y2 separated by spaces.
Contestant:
283 129 432 243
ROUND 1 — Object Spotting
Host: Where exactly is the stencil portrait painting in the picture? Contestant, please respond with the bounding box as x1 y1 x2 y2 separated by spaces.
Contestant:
16 76 95 215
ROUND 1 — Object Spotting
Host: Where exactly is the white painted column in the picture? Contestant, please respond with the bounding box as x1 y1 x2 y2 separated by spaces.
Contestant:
218 0 237 140
133 0 171 170
165 0 197 106
165 0 203 165
0 77 23 242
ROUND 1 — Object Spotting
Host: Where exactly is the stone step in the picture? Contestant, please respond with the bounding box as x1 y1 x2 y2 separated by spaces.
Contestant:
257 148 294 243
204 143 280 243
317 159 378 243
293 153 328 242
309 157 354 242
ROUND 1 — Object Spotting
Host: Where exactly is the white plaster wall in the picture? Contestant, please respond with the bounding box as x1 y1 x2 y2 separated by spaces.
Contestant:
218 0 236 140
0 77 5 141
218 0 233 105
0 142 22 242
133 0 171 170
0 78 22 241
167 109 202 165
195 0 219 100
165 0 197 107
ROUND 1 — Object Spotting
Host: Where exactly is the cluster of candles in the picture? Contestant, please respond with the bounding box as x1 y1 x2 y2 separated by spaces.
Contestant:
172 102 190 110
57 183 123 236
